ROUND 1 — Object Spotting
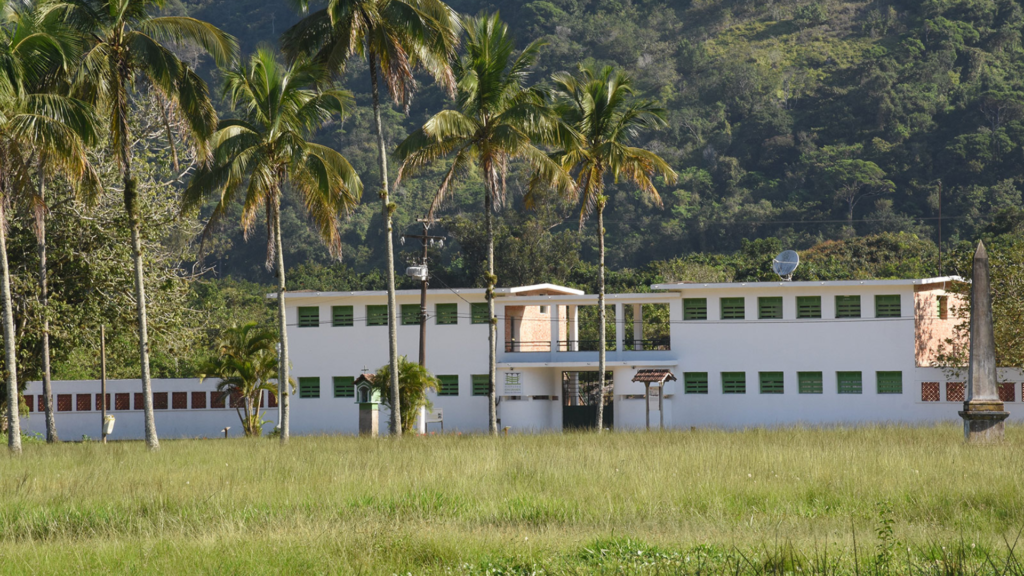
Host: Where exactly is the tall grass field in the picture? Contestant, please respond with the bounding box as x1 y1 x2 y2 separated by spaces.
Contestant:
3 424 1024 574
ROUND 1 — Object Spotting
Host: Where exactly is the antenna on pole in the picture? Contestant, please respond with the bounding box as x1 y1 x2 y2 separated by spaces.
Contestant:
772 250 800 281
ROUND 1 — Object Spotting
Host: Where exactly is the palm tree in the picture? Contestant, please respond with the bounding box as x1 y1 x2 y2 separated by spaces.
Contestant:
0 0 100 454
281 0 461 437
395 13 570 435
182 48 362 444
547 65 677 431
52 0 238 450
371 355 436 435
199 322 280 437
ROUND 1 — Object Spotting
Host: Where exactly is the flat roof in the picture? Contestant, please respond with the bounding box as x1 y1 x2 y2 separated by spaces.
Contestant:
275 283 583 300
651 277 959 291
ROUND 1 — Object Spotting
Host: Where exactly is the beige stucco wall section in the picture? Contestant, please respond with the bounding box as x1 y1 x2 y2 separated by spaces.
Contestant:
914 282 963 367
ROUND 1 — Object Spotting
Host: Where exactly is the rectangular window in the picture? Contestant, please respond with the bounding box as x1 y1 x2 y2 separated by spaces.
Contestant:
38 395 45 412
367 305 388 326
875 295 901 318
401 303 421 325
722 372 746 394
921 382 940 402
837 371 862 394
684 372 709 394
721 298 745 320
759 372 784 394
24 395 32 412
835 296 861 318
76 394 91 411
683 298 707 320
268 392 278 408
937 296 948 319
436 303 458 325
229 391 244 409
334 376 354 398
297 306 319 327
877 371 903 394
96 393 110 411
946 382 965 402
472 374 489 396
332 305 353 327
539 305 548 314
153 392 168 410
134 393 144 410
192 391 207 409
299 377 320 399
114 393 130 411
437 375 459 396
172 392 187 409
211 391 227 409
798 372 823 394
758 297 783 319
471 302 489 324
797 296 821 319
998 382 1015 402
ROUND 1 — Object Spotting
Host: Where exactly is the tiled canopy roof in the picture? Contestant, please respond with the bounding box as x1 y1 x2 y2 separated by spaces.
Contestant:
353 373 376 385
631 369 677 383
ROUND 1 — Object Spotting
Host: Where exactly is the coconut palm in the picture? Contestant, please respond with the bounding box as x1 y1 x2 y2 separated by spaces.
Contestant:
0 0 100 454
371 355 436 435
395 13 570 435
199 322 280 437
50 0 238 450
281 0 461 436
182 47 362 443
547 65 677 431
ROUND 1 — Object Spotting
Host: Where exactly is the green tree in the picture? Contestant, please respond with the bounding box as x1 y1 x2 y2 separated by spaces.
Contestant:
55 0 238 450
282 0 461 437
371 355 436 436
547 64 676 430
396 13 569 435
198 322 280 437
183 48 362 444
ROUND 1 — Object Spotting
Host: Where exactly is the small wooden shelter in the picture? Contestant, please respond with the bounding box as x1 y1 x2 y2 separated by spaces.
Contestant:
631 369 676 430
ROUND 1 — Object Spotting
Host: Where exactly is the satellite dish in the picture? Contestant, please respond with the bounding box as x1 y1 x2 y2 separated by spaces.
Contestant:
772 250 800 281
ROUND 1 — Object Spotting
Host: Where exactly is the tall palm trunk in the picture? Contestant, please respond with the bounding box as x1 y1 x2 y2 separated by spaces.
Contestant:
125 173 159 450
37 165 57 442
485 182 497 435
273 198 290 443
369 54 401 436
1 203 22 455
594 198 607 431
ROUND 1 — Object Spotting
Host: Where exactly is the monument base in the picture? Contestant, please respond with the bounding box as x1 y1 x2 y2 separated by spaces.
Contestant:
359 404 379 437
959 401 1009 443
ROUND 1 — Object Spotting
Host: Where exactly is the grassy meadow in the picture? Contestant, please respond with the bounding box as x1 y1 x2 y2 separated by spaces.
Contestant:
3 424 1024 574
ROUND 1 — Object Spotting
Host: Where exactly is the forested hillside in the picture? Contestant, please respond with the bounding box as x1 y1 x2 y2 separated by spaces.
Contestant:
183 0 1024 283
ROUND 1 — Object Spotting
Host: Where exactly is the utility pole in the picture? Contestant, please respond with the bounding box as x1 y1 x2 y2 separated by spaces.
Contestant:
100 324 107 444
401 220 444 367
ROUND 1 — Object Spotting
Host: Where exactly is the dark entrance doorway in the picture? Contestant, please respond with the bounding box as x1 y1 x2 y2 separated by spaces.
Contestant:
561 371 613 430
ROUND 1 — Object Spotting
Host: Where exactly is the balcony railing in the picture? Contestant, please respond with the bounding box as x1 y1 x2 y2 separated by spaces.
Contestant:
625 338 671 351
557 340 616 352
504 340 552 353
504 338 670 353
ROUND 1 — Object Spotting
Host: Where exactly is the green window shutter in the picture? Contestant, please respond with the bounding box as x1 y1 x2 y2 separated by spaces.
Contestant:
471 374 489 396
436 303 458 325
333 376 354 398
684 372 708 394
332 306 353 327
758 297 783 319
298 377 320 399
401 304 421 325
721 298 745 320
437 375 459 396
367 305 388 326
796 296 821 319
876 371 903 394
798 372 823 394
471 302 490 324
683 298 707 320
722 372 746 394
835 296 861 318
837 371 862 394
297 307 319 328
759 372 784 394
875 295 901 318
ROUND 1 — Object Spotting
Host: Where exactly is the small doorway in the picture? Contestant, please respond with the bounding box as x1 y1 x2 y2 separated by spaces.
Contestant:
561 371 613 430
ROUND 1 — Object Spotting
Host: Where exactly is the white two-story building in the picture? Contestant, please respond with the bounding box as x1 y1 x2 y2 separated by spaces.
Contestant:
20 277 1022 439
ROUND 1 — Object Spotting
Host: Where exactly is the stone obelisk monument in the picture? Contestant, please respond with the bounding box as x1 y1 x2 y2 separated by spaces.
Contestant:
959 241 1009 442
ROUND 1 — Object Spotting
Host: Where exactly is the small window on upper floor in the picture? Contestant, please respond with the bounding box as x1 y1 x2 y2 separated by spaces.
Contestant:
436 303 458 325
684 372 708 394
796 296 821 319
683 298 707 320
875 295 901 318
721 298 745 320
332 305 353 327
937 296 949 319
297 306 319 327
835 296 861 318
539 305 548 314
758 297 782 319
471 302 489 324
400 304 421 326
367 305 388 326
437 375 459 396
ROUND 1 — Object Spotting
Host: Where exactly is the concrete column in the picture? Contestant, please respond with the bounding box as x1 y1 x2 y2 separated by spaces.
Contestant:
550 304 559 353
569 305 579 351
632 304 642 351
614 303 624 353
